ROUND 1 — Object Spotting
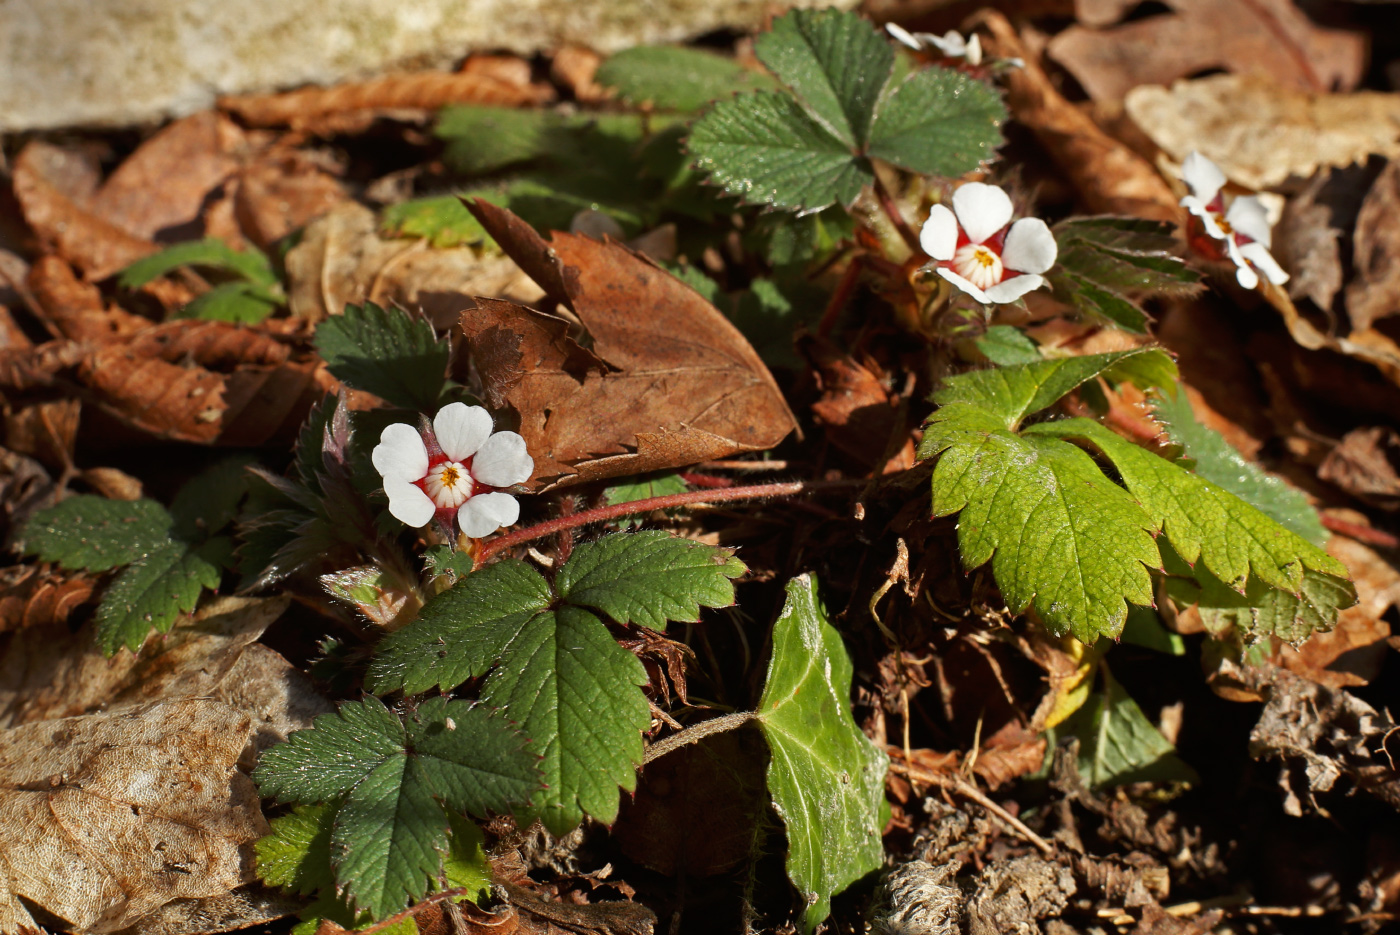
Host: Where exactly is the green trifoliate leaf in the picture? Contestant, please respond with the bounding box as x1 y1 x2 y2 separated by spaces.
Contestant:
596 46 776 112
314 302 449 412
1056 215 1184 255
1033 418 1348 595
118 237 278 289
687 91 872 211
256 803 337 896
1048 217 1200 334
95 539 225 654
177 280 282 323
974 325 1041 366
23 496 173 571
1152 386 1328 546
366 559 553 695
865 66 1006 177
481 606 651 836
255 697 540 920
754 8 892 148
1058 666 1196 788
756 575 888 934
555 531 746 631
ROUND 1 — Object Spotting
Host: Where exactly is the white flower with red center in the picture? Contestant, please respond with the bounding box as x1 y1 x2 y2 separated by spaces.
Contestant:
1179 151 1288 291
371 402 534 538
919 182 1058 305
886 23 983 66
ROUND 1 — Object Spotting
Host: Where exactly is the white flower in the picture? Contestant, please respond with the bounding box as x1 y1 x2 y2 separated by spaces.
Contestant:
918 182 1058 305
1179 151 1288 291
885 23 983 66
371 402 534 538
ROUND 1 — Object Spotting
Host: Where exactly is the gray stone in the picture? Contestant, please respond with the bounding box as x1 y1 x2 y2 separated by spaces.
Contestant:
0 0 851 132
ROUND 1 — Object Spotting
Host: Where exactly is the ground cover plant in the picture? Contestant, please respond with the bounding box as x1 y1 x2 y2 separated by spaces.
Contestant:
3 3 1400 934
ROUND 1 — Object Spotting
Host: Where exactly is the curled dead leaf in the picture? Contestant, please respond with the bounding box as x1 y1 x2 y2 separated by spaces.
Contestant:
0 563 95 635
1346 159 1400 334
28 256 148 343
1319 428 1400 508
461 200 797 489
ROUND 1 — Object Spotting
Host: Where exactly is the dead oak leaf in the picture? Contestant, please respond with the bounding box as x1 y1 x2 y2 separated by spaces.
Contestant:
1051 0 1365 102
462 200 797 490
0 699 267 935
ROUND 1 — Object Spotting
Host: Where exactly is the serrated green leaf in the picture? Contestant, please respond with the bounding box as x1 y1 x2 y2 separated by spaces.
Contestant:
255 697 540 920
482 606 650 835
756 205 854 266
1152 387 1328 547
1055 244 1199 296
366 559 553 695
1055 216 1181 256
423 544 476 582
257 803 337 896
756 575 888 934
555 531 745 631
975 325 1041 366
437 105 563 175
442 810 492 902
866 66 1005 177
177 280 282 323
755 9 892 147
23 495 173 571
380 194 496 249
1118 606 1185 655
1050 269 1149 333
595 46 775 112
1034 418 1347 595
1058 665 1196 787
688 92 870 211
95 540 224 654
602 472 688 529
170 454 258 542
314 303 449 411
118 238 278 289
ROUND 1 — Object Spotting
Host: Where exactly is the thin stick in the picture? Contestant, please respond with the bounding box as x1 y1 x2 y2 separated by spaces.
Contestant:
890 759 1055 856
1321 514 1399 550
699 459 790 471
872 174 922 255
644 711 756 765
475 479 855 566
352 887 478 935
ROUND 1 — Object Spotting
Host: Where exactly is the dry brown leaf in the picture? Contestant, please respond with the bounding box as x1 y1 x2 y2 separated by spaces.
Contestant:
803 338 913 474
976 11 1179 222
11 142 157 281
219 71 553 129
233 150 349 249
1319 427 1400 508
107 887 300 935
551 46 608 103
0 447 57 544
0 564 95 635
27 256 148 343
0 698 268 934
972 737 1048 790
461 200 798 489
80 466 145 501
89 112 246 242
3 398 80 471
1346 159 1400 333
1051 0 1364 102
1126 75 1400 192
284 202 544 323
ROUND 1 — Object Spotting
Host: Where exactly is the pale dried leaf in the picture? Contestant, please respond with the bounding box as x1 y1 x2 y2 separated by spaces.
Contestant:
1126 74 1400 191
1346 160 1400 332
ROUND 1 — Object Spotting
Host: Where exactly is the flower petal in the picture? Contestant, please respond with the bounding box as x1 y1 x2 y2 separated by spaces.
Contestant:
925 30 967 57
919 204 959 260
384 477 436 528
1181 151 1225 205
372 423 428 483
471 431 534 487
964 32 983 66
1225 196 1272 248
458 493 520 538
885 22 922 49
983 273 1047 304
1182 197 1227 241
1001 217 1057 274
936 267 992 304
434 402 493 462
1239 242 1289 285
952 182 1013 245
1223 236 1260 290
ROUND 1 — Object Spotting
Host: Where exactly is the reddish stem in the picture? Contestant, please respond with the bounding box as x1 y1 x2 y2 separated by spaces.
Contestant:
680 472 735 488
816 256 865 339
872 174 923 255
475 480 851 567
1321 515 1399 550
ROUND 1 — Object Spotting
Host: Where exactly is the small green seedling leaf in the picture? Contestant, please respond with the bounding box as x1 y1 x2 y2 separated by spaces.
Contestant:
23 496 173 571
314 303 449 411
865 66 1005 177
177 281 282 323
756 575 888 934
255 697 539 920
118 238 278 289
1152 386 1328 546
256 803 338 896
556 530 746 631
974 325 1041 366
754 8 892 148
1058 666 1197 787
95 540 224 654
603 472 688 529
482 606 651 836
380 194 496 249
596 46 776 111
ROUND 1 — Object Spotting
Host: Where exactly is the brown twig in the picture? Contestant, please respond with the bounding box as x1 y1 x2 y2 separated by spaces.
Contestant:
643 711 757 765
1321 515 1399 550
890 758 1055 856
475 479 855 566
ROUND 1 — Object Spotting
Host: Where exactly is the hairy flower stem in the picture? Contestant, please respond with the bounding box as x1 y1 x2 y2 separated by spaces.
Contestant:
643 711 757 765
873 174 923 255
475 479 849 567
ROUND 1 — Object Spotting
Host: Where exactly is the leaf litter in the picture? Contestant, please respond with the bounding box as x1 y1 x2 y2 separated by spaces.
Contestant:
1 3 1400 934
